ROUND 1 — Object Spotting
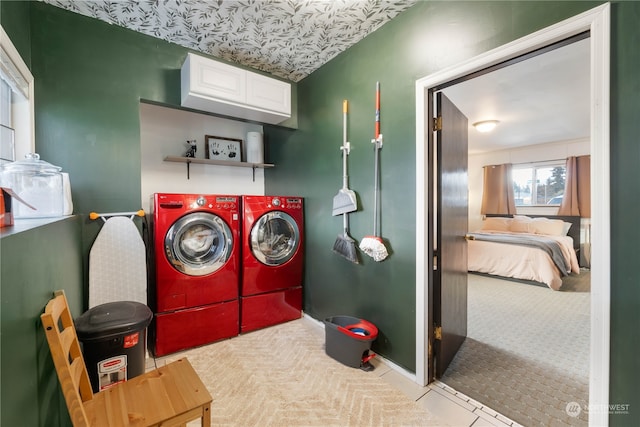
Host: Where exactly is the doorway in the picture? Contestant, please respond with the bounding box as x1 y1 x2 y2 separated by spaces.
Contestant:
414 4 610 427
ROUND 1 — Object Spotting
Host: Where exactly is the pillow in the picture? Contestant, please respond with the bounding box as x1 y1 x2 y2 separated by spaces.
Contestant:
481 217 512 232
562 221 572 236
530 218 566 236
510 217 532 233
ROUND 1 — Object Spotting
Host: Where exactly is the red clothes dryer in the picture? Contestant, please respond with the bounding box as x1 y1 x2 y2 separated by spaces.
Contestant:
241 195 304 333
151 193 240 356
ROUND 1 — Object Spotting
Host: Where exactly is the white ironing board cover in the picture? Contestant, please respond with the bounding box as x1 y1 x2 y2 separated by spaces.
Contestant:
89 216 147 308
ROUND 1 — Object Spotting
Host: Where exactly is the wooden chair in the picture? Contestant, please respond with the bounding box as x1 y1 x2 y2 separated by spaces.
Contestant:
41 290 212 427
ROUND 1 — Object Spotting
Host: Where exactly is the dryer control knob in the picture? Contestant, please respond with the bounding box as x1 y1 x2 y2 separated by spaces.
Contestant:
196 196 206 206
272 198 281 207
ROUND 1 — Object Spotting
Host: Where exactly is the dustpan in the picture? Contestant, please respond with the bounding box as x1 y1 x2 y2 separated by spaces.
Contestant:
333 187 358 216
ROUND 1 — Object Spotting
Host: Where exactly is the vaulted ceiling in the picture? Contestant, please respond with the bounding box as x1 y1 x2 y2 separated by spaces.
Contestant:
42 0 418 82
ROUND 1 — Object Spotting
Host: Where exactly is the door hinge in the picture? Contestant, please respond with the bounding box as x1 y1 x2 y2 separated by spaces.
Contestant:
433 116 442 131
434 325 442 340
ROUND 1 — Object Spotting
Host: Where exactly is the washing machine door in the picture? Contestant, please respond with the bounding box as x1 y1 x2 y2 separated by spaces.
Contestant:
250 211 300 266
165 212 233 276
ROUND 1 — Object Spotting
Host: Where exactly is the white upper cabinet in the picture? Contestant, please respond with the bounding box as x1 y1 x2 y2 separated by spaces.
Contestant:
181 53 291 125
245 72 290 116
185 54 246 104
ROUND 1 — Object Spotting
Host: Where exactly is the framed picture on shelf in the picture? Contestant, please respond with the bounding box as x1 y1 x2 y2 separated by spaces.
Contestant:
205 135 243 162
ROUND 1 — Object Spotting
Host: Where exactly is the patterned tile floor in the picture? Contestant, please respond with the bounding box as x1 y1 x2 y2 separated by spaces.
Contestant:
149 316 522 427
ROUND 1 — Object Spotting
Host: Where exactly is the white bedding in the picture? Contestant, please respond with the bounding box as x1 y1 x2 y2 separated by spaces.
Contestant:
467 231 580 290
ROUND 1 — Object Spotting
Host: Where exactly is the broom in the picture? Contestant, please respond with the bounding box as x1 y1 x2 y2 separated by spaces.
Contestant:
360 82 389 262
333 210 359 263
333 100 359 264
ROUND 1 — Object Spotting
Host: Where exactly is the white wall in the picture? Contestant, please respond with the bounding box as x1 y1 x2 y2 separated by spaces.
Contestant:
140 103 265 212
469 138 590 231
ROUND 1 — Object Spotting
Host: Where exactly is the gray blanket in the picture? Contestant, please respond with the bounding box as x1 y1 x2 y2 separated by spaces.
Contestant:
467 232 571 276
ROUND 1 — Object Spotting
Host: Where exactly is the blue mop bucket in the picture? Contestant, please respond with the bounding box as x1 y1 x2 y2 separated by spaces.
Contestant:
324 315 378 370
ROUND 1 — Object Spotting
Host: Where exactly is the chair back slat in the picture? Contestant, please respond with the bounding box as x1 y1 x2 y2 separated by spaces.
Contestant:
60 327 76 358
69 358 86 392
41 291 94 426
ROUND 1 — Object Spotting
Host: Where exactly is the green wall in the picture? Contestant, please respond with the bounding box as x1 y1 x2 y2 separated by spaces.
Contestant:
2 1 639 425
608 1 640 424
266 1 640 425
22 2 297 216
0 0 31 65
0 218 84 427
267 0 602 367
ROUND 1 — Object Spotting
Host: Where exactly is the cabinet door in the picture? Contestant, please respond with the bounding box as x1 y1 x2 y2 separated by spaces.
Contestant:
246 72 291 115
184 53 246 104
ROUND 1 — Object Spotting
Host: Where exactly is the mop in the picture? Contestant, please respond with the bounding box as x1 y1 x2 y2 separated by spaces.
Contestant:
360 82 389 262
332 100 359 264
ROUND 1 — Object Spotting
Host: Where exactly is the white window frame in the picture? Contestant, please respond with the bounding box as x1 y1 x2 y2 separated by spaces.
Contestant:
512 161 566 206
0 25 35 161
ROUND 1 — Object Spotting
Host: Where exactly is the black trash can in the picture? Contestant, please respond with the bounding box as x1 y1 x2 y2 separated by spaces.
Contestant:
324 315 378 371
75 301 153 392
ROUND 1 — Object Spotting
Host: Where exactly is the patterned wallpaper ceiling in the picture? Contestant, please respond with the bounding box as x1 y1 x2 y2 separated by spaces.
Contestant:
42 0 418 82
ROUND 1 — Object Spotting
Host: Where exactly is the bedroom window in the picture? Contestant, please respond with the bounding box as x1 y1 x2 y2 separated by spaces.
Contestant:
512 162 566 206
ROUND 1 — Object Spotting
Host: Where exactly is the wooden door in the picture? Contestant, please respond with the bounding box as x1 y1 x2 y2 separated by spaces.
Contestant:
433 92 469 379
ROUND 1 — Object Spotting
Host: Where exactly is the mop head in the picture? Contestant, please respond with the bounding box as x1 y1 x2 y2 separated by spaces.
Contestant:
333 234 359 264
359 236 388 262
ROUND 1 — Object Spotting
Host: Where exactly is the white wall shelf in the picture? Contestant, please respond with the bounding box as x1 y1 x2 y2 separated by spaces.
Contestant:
164 155 274 181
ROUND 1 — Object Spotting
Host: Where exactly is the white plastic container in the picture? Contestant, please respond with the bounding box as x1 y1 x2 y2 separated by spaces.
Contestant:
0 153 64 218
246 132 264 164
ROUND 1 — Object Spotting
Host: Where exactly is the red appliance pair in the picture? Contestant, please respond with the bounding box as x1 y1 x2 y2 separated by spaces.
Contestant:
151 193 303 356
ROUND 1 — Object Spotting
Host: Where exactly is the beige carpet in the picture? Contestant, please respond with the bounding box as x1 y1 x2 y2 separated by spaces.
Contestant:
159 318 443 427
441 273 590 426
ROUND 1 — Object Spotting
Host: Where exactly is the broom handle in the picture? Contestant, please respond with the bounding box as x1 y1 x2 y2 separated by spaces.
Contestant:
342 100 349 189
343 212 349 236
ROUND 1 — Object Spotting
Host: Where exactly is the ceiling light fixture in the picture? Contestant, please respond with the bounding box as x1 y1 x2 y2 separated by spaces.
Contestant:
473 120 499 133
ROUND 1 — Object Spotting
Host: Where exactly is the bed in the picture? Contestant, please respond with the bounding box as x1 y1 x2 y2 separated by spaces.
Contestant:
467 215 581 290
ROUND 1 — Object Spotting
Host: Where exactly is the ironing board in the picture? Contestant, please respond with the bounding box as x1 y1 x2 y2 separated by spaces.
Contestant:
89 216 147 308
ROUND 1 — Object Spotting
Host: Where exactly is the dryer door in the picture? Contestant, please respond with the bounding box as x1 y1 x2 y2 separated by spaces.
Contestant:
250 211 300 266
165 212 233 276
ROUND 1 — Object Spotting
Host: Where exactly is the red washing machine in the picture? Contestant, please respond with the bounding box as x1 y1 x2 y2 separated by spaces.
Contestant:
151 193 240 356
241 195 304 333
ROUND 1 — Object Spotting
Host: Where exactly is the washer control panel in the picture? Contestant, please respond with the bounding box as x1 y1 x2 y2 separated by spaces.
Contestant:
213 196 238 210
267 197 303 209
181 195 237 210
